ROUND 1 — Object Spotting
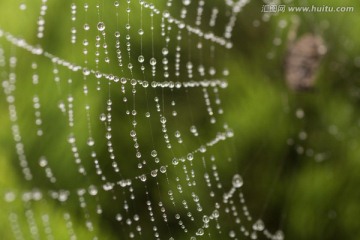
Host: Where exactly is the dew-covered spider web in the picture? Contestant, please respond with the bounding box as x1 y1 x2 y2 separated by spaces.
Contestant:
0 0 285 239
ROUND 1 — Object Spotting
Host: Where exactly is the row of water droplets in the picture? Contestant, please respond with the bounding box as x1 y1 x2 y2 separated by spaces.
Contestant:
1 0 284 239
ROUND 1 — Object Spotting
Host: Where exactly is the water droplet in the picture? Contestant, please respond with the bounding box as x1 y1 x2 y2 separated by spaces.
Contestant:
278 20 287 28
19 3 26 10
84 24 90 31
39 157 48 167
162 48 169 55
160 166 167 173
139 174 147 182
87 137 95 146
186 62 193 69
88 185 98 196
4 192 16 202
150 58 157 66
99 113 106 121
202 215 209 223
130 79 137 86
103 182 114 191
175 131 181 138
130 130 136 137
82 68 90 76
151 150 157 157
182 0 191 6
59 191 69 202
160 116 167 124
116 213 123 221
97 22 106 31
67 134 76 144
252 219 265 231
273 230 284 240
172 158 179 166
196 228 204 236
105 132 112 140
163 10 170 18
138 55 145 63
232 174 243 188
212 210 219 218
296 108 305 119
151 170 158 177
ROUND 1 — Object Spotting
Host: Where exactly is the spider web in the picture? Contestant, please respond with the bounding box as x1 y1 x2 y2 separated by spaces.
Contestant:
0 0 284 239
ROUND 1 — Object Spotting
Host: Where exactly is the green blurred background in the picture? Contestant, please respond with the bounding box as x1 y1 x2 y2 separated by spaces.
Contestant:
1 0 360 239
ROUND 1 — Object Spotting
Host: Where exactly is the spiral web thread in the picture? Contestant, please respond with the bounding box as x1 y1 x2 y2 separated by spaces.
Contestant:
0 0 284 239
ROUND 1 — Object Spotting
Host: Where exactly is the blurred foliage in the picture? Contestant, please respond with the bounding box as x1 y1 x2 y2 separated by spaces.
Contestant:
1 0 360 239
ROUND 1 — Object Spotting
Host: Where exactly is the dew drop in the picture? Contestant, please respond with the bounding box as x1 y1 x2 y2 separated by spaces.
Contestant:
150 58 157 66
295 108 305 119
196 228 204 236
82 68 90 76
88 185 98 196
19 3 27 10
116 213 123 221
160 116 167 124
232 174 243 188
130 79 137 86
139 174 147 182
67 134 76 144
59 191 69 202
182 0 191 6
105 132 112 140
97 22 106 31
252 219 265 231
273 230 284 240
172 158 179 166
175 131 181 138
151 170 158 177
202 215 209 223
83 24 90 31
162 48 169 55
39 157 48 167
4 192 16 202
151 150 157 157
212 210 219 218
186 61 193 69
87 137 95 146
160 166 167 173
138 55 145 63
99 113 107 121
